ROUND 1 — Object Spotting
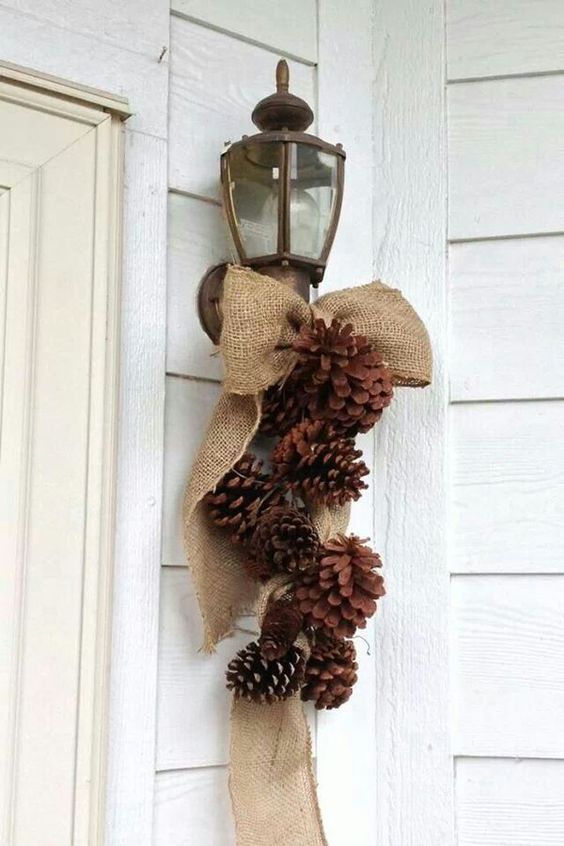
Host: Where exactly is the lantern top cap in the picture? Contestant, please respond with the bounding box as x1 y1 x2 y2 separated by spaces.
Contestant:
251 59 314 133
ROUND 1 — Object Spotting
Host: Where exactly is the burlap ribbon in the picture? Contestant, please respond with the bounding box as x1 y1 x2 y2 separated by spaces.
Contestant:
183 265 432 844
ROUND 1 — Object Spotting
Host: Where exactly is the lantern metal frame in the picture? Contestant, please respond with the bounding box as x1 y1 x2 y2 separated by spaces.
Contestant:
198 59 346 343
220 131 346 283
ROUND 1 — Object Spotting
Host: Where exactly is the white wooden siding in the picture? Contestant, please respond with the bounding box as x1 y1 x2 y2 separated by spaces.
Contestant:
154 767 234 846
447 1 564 842
373 1 453 844
171 0 317 64
456 757 564 846
447 0 564 81
452 575 564 757
450 237 564 402
167 195 228 381
451 401 564 574
448 75 564 240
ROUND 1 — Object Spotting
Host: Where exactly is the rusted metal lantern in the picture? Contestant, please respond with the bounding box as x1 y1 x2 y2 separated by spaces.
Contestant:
198 59 346 342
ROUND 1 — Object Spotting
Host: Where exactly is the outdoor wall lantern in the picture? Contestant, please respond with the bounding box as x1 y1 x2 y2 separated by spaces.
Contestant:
198 59 346 342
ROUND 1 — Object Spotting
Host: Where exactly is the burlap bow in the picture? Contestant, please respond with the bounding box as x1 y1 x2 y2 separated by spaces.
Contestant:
183 265 432 845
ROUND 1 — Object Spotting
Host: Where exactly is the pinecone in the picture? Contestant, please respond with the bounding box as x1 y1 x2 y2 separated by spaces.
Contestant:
226 641 305 704
292 318 393 435
249 505 319 578
204 453 284 544
259 380 305 437
295 534 385 638
301 632 358 710
259 594 303 660
271 420 369 506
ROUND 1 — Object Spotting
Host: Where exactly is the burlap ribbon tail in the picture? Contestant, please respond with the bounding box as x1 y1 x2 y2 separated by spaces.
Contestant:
183 265 432 845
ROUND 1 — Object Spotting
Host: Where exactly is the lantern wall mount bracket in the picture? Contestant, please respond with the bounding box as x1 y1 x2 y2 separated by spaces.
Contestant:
197 59 346 344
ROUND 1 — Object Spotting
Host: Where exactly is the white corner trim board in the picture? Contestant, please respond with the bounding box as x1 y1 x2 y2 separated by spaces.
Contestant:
0 66 128 845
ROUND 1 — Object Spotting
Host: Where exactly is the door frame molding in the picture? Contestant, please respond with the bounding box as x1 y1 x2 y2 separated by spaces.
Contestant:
0 65 130 844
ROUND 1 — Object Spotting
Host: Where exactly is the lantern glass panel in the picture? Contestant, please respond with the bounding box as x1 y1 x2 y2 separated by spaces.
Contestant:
289 144 338 260
225 141 282 258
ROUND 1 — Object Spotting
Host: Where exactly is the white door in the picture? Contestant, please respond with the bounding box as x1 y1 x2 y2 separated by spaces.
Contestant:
0 66 127 845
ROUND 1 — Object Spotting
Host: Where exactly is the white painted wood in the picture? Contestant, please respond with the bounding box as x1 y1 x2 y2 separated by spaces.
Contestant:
154 767 235 846
156 565 316 771
452 574 564 757
156 567 251 770
106 128 168 846
373 1 453 844
447 0 564 81
162 376 221 568
0 59 130 116
169 18 315 199
448 75 564 240
0 94 99 166
0 0 169 60
313 3 378 843
455 757 564 846
450 237 564 402
0 6 168 137
451 400 564 574
0 78 125 843
171 0 317 63
167 193 232 380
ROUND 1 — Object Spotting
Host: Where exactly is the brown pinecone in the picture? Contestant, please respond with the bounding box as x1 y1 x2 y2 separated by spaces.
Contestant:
295 534 385 638
204 453 283 544
259 594 303 660
292 318 393 435
248 505 319 578
301 632 358 710
259 379 305 437
226 641 305 704
271 420 369 506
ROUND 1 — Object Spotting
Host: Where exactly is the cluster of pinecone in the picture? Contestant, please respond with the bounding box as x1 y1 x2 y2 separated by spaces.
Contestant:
207 318 392 709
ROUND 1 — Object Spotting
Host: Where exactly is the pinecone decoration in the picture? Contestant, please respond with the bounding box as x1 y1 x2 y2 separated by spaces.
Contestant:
292 318 393 435
249 505 319 578
301 632 358 710
259 380 305 437
226 641 305 704
259 594 303 660
271 420 369 506
296 534 385 638
204 453 284 544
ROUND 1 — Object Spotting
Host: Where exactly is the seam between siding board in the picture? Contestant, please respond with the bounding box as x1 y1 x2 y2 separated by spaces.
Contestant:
169 9 317 67
448 67 564 86
168 187 222 207
450 396 564 407
449 229 564 246
166 371 221 385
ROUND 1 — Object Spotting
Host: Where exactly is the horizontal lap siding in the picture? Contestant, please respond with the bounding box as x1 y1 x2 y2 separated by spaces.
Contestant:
452 575 564 757
451 401 564 574
455 758 564 846
449 237 564 402
154 767 234 846
448 2 564 843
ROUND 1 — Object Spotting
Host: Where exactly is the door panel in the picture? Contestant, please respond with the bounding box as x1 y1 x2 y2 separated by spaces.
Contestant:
0 72 126 845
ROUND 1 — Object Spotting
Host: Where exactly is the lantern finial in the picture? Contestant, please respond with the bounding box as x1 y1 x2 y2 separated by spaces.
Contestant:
276 59 289 93
252 59 314 132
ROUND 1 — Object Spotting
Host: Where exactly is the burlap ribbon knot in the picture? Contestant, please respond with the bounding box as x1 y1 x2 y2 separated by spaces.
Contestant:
183 265 432 845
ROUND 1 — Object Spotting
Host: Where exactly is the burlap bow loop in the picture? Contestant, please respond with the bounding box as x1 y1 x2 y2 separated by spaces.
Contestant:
184 265 432 652
220 265 432 396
